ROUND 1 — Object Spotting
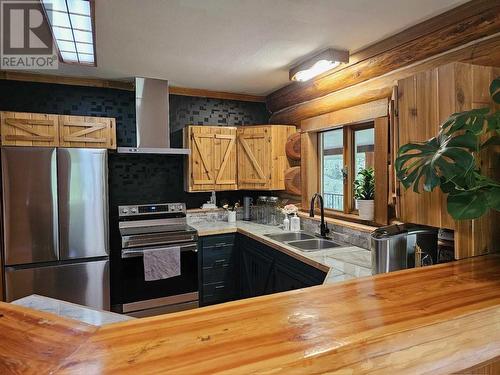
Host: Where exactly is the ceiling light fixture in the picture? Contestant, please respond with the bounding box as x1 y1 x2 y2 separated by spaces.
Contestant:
289 49 349 82
40 0 96 66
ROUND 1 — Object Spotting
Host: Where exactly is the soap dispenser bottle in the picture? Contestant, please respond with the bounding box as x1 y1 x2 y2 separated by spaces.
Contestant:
290 213 300 232
283 215 290 231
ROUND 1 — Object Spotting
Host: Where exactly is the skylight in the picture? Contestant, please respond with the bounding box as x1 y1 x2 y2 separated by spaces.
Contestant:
41 0 96 66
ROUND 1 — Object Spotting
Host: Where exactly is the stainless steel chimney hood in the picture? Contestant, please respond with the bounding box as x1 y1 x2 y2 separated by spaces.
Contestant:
117 77 190 154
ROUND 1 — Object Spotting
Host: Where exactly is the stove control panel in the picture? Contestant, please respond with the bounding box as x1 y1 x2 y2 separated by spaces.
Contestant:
119 203 186 216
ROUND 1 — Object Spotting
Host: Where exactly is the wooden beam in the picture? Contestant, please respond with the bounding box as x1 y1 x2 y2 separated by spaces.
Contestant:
269 33 500 124
266 0 500 113
169 86 266 102
0 71 134 90
301 99 388 132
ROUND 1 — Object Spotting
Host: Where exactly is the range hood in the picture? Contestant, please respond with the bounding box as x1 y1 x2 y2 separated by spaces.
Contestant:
117 77 190 154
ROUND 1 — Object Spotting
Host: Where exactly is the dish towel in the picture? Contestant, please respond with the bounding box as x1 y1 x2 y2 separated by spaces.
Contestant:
143 246 181 281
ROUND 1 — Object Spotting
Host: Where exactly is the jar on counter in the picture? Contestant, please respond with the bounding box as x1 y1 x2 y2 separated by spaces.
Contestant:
267 196 279 226
256 196 268 224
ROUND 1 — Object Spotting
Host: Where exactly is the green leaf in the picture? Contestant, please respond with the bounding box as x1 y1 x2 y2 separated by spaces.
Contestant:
490 77 500 104
354 167 375 200
485 187 500 211
423 167 440 192
446 132 478 151
439 148 475 174
468 115 486 134
447 191 489 220
487 114 499 132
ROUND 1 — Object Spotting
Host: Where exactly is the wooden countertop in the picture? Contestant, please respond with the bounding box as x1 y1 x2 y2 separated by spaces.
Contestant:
2 255 500 374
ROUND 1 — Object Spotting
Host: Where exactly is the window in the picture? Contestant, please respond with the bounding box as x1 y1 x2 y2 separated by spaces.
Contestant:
320 123 375 213
320 129 344 211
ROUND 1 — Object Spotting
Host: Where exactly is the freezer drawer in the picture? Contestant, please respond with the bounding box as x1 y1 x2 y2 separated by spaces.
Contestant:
5 259 110 310
58 148 109 259
1 147 58 265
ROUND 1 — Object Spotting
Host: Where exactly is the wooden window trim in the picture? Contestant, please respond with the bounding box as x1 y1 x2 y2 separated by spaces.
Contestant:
301 99 388 133
302 100 389 226
348 122 375 214
318 122 374 215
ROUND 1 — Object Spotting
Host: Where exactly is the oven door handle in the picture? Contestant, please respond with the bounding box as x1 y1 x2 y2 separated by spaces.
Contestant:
121 243 198 259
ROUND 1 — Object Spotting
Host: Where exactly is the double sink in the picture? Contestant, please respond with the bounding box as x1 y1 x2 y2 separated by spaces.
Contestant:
264 232 341 252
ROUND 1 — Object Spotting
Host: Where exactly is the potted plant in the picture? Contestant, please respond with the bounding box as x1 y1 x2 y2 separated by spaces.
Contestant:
395 77 500 220
354 167 375 220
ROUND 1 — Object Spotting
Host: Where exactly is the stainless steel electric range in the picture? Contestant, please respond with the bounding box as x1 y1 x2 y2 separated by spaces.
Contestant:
112 203 199 318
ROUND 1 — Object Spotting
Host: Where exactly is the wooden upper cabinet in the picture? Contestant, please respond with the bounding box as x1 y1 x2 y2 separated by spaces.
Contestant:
185 124 296 192
397 68 453 229
237 126 271 190
397 62 500 258
1 111 59 147
237 125 296 191
184 126 237 192
0 112 116 149
59 115 116 149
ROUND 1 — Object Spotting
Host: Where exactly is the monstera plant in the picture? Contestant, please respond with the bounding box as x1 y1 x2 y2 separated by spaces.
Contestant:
395 77 500 220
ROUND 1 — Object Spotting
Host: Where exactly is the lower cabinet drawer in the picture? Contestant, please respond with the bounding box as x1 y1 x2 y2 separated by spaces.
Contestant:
202 281 236 305
202 244 234 268
203 264 235 284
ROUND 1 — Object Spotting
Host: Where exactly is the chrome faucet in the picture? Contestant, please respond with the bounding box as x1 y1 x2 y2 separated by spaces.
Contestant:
309 193 330 238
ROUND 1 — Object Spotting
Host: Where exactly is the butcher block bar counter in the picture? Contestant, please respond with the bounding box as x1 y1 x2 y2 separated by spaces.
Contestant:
0 255 499 374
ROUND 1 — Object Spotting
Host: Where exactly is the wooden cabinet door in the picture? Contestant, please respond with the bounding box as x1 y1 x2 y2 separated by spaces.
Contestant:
213 127 237 190
398 63 500 259
240 239 275 298
452 64 500 259
397 69 454 229
1 111 59 147
237 126 271 190
186 126 237 192
273 263 309 293
59 115 116 149
187 126 215 191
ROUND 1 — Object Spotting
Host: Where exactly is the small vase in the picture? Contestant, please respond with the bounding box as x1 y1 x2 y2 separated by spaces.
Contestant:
227 211 236 223
357 199 374 221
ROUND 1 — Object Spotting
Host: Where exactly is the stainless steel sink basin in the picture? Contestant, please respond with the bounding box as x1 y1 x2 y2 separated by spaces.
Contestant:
287 239 342 252
265 232 315 242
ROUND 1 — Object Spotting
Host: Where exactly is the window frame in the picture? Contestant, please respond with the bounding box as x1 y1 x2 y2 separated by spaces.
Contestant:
318 121 375 216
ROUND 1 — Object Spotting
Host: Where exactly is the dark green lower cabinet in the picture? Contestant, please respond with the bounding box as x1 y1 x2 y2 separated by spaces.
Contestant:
272 250 327 293
240 237 275 298
199 233 327 306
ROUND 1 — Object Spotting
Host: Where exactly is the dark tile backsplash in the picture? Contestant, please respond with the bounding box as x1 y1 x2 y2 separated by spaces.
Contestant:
169 94 269 133
0 79 270 214
0 80 137 146
0 79 271 305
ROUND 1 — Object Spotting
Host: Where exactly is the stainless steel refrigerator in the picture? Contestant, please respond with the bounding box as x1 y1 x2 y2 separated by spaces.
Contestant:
1 147 110 310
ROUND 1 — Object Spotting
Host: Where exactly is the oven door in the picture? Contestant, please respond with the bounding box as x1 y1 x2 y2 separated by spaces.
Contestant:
118 243 198 316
